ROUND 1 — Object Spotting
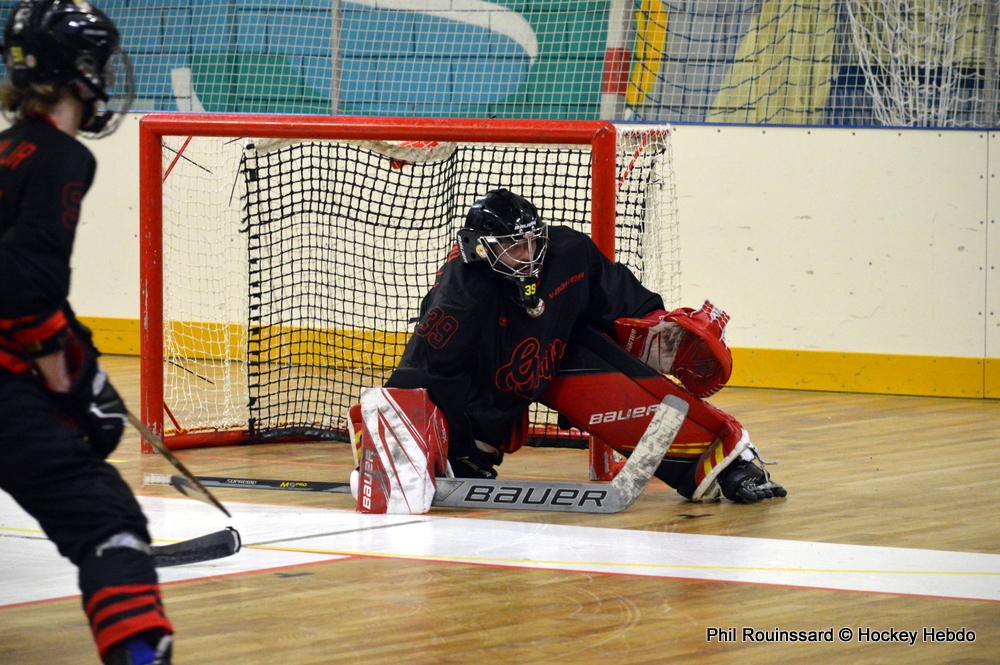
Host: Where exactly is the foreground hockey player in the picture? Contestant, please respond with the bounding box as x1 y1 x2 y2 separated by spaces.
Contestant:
0 2 172 663
353 189 785 513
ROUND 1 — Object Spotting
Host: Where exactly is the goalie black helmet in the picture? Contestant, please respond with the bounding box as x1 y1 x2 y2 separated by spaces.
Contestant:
2 0 133 137
458 189 549 316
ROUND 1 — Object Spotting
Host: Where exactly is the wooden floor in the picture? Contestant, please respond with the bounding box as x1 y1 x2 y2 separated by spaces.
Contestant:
2 355 999 664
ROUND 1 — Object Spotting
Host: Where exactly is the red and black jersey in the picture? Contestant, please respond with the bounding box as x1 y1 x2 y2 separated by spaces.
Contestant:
0 117 95 373
387 225 664 453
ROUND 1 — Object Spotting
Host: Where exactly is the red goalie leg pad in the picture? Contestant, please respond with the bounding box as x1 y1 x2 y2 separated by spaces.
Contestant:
356 387 449 514
542 326 742 460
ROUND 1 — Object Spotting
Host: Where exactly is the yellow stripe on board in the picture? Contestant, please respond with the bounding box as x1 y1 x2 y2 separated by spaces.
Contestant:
987 358 999 399
80 316 410 368
732 348 991 399
81 317 997 399
82 317 140 355
248 325 409 367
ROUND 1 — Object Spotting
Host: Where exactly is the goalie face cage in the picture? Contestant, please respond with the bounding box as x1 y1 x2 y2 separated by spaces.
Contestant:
139 114 677 452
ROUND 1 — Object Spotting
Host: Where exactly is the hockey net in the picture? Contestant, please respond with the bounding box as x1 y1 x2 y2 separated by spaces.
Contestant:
140 115 677 451
846 0 980 127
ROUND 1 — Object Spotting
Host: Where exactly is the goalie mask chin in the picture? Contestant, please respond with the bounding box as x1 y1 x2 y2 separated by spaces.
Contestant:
458 188 548 316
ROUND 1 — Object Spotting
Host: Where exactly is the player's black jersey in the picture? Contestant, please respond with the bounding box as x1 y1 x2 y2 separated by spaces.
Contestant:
0 117 96 373
388 225 664 452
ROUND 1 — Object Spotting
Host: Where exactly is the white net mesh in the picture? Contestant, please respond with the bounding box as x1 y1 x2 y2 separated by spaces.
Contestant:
154 124 678 446
846 0 981 127
161 137 250 435
623 1 997 127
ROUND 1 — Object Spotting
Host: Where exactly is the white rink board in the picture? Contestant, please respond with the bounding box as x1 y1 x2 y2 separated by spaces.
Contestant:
988 132 999 363
671 125 989 357
61 115 996 361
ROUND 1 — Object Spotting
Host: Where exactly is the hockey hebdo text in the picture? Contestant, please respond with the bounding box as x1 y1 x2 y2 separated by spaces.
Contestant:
705 626 976 646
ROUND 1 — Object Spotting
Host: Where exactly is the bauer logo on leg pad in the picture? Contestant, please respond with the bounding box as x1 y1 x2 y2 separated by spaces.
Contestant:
356 387 449 514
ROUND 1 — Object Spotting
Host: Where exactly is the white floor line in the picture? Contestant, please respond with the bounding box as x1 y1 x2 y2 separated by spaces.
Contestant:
1 493 998 607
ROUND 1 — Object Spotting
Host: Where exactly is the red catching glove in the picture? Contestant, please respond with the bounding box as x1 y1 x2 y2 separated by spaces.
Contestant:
614 300 733 397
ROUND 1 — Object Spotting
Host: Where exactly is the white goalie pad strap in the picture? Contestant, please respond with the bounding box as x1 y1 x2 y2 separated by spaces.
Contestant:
691 427 752 502
357 387 448 514
645 321 687 374
614 314 687 374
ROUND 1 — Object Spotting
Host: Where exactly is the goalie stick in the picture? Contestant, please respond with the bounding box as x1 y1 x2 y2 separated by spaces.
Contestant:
144 395 688 514
151 527 241 568
434 394 687 513
127 411 232 518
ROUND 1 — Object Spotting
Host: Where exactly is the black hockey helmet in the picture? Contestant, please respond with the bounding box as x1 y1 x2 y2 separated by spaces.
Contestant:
458 189 549 315
3 0 133 137
458 189 548 278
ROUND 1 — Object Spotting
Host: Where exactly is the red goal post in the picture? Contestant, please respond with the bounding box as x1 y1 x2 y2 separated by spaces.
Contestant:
139 114 674 478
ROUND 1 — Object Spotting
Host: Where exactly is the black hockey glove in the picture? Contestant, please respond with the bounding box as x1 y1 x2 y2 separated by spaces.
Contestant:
39 324 127 458
66 361 128 459
449 441 503 480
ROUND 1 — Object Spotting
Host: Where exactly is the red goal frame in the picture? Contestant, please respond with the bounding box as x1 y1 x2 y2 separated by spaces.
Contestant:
138 114 619 458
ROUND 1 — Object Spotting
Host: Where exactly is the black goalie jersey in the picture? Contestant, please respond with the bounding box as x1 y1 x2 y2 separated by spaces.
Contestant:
387 225 664 454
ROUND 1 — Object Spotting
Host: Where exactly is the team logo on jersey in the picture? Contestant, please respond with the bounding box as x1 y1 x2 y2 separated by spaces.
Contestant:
495 337 565 397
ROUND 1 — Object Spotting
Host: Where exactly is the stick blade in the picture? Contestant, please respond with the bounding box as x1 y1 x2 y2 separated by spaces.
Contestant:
152 527 241 568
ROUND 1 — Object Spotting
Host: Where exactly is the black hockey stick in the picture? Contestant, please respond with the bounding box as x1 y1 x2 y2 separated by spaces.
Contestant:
127 411 232 518
0 528 241 568
144 395 687 514
146 471 648 514
143 473 350 495
151 527 241 568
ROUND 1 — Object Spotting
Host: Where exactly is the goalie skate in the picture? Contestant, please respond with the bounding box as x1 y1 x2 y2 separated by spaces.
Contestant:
678 427 786 503
717 450 787 504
